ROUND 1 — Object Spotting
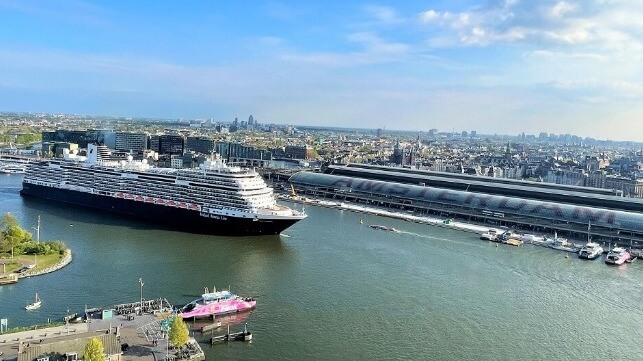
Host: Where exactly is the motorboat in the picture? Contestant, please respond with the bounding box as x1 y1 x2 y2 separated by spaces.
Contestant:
369 224 397 232
480 230 498 241
0 165 26 174
605 247 631 265
578 242 604 260
25 293 42 310
548 237 579 253
493 231 523 246
521 234 545 245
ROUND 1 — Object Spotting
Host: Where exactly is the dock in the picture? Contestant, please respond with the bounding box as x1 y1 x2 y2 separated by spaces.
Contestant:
199 321 222 333
211 324 252 344
0 274 18 285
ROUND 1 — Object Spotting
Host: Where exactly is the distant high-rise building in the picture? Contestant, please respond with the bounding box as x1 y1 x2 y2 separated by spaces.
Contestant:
285 145 315 160
470 131 477 138
149 133 184 155
115 131 148 152
376 128 383 137
216 141 273 167
186 136 215 154
248 115 254 125
461 131 468 137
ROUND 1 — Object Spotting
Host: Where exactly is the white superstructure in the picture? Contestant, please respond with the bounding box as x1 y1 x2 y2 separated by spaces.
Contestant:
23 144 305 223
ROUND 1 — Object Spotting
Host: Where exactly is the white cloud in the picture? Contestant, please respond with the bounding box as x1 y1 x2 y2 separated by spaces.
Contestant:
364 5 403 24
419 10 439 23
550 1 577 18
347 32 410 54
418 0 643 54
523 50 607 61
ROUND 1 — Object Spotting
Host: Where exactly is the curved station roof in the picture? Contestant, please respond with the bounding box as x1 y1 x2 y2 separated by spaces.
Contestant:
290 171 643 235
325 164 643 213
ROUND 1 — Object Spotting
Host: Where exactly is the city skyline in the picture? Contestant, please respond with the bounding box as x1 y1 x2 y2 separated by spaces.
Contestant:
1 0 642 141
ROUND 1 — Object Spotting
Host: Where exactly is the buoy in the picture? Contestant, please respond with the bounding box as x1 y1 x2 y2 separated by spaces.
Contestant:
360 219 363 224
564 254 569 259
495 244 498 247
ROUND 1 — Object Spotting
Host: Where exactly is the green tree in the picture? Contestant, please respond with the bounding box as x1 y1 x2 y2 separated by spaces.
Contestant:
0 213 19 231
168 316 189 348
83 337 106 361
0 213 31 258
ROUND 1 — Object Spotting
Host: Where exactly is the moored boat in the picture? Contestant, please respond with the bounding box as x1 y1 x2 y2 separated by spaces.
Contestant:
521 234 545 245
605 247 631 265
0 165 26 174
503 238 524 247
548 237 579 253
180 287 256 319
480 230 498 241
20 144 306 236
25 293 42 310
578 242 604 260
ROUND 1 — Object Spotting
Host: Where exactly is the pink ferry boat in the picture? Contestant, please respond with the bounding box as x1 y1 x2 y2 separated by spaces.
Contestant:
604 247 631 265
179 288 256 319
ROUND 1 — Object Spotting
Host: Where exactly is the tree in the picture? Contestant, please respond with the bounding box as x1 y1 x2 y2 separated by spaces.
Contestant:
168 316 189 349
0 213 31 258
0 213 19 232
84 337 106 361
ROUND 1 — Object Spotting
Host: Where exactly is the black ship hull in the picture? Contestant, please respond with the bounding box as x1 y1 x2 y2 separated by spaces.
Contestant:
21 183 301 236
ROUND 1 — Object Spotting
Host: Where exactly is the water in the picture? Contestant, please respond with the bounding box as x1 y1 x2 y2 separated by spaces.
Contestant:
0 174 642 360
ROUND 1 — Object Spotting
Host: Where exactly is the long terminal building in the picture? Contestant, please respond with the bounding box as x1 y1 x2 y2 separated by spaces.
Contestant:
288 164 643 245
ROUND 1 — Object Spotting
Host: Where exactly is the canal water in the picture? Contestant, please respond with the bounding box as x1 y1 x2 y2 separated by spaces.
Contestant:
0 174 641 360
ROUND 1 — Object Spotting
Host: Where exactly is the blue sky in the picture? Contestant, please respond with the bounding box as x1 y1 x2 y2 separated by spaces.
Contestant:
0 0 642 141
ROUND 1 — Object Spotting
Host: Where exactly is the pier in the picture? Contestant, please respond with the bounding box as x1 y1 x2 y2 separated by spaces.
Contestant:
210 324 252 344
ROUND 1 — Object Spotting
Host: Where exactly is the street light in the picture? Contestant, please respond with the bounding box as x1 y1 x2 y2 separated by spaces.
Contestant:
32 215 40 244
139 278 145 314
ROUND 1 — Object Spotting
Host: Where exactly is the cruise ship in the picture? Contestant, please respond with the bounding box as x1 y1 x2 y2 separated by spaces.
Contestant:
21 144 306 236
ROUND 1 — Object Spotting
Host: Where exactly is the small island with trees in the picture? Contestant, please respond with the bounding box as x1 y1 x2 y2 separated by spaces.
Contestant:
0 212 72 284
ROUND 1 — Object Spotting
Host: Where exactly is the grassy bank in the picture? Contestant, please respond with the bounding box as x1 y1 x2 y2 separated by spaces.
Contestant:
0 253 66 275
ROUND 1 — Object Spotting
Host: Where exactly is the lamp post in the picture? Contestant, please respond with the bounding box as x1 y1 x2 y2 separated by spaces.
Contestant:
139 278 144 314
31 215 41 244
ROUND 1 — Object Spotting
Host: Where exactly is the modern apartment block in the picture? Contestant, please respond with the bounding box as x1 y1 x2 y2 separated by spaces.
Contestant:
115 131 148 152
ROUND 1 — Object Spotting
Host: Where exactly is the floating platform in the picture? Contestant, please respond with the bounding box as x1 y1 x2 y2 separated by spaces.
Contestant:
211 324 252 344
200 321 222 333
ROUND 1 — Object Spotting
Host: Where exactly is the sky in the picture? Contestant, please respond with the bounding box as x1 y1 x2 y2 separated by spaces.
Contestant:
0 0 642 141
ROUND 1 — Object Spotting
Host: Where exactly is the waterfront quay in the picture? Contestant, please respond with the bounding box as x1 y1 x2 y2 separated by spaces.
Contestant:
286 167 643 248
0 300 204 361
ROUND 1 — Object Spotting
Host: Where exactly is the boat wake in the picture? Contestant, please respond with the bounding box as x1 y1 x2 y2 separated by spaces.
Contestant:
395 230 463 244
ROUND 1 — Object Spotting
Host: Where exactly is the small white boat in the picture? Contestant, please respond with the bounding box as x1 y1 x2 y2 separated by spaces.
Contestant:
480 230 498 241
548 237 579 253
578 242 604 260
521 234 545 245
25 293 42 310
